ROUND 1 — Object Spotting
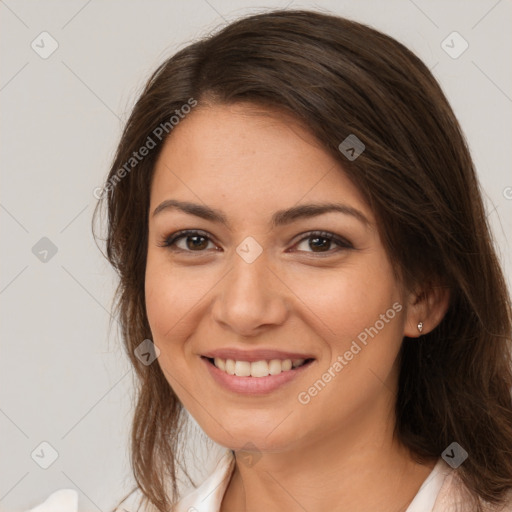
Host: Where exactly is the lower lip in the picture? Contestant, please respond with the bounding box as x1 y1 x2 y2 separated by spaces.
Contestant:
202 357 314 395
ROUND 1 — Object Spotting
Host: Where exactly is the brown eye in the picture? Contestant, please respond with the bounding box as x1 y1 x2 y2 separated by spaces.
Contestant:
306 235 331 252
183 234 209 251
293 231 352 254
158 230 217 252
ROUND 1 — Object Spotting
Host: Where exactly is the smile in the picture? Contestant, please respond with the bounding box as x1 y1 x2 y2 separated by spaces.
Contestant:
210 356 311 377
201 356 315 394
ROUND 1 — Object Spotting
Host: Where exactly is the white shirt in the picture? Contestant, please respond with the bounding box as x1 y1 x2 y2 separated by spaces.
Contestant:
26 448 512 511
166 450 451 512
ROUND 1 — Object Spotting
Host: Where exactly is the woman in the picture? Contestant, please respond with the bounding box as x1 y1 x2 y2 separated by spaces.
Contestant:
30 8 512 512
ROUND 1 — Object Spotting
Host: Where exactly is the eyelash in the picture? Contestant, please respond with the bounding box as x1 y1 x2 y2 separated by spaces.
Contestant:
157 229 353 256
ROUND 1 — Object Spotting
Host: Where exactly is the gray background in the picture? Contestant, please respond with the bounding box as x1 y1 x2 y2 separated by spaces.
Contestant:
1 0 511 510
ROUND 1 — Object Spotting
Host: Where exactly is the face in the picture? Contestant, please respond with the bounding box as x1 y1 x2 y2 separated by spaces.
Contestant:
145 103 411 453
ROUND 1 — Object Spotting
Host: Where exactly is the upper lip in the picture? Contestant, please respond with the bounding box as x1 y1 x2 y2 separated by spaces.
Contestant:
201 348 315 362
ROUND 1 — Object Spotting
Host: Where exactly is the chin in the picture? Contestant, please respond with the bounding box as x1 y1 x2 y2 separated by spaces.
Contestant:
206 424 297 454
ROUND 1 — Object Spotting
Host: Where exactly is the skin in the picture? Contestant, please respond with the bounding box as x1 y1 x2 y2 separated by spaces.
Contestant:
145 103 450 512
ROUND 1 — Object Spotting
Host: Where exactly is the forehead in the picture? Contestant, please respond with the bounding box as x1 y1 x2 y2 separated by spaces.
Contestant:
150 103 372 225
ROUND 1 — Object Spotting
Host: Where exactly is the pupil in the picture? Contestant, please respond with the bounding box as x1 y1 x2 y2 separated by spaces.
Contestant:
187 235 207 250
184 235 330 252
310 236 329 251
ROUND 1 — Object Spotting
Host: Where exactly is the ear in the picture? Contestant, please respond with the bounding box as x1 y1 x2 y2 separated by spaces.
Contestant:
403 283 451 338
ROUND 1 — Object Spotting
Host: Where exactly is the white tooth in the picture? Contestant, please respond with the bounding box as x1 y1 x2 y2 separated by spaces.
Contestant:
250 360 270 377
281 359 292 371
225 359 236 375
216 358 299 377
214 357 226 371
268 359 283 375
235 360 251 377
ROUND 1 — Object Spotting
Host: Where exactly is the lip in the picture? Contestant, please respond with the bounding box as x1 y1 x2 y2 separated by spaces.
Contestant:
201 356 315 395
201 348 315 362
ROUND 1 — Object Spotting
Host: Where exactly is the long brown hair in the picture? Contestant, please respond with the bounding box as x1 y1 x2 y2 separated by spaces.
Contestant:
92 9 512 511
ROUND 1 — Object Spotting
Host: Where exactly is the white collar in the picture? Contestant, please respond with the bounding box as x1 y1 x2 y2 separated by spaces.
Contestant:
173 448 235 511
405 458 451 512
27 452 450 512
173 450 450 512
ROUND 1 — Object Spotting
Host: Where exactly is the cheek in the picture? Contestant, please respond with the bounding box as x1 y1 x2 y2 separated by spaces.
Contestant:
144 260 206 391
144 254 211 339
145 266 176 339
289 258 402 348
290 262 405 414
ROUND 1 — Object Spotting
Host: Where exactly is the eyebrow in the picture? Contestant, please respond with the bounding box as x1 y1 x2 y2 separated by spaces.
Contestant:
151 199 370 228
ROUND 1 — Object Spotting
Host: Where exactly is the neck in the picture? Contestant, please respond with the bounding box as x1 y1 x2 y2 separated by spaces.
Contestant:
220 393 437 512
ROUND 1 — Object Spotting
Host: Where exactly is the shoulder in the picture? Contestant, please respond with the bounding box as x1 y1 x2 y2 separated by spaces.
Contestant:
25 488 155 512
433 467 512 512
170 448 236 511
26 490 78 512
115 449 236 512
111 488 159 512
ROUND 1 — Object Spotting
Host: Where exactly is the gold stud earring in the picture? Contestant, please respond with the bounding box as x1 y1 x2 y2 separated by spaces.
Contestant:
417 322 423 333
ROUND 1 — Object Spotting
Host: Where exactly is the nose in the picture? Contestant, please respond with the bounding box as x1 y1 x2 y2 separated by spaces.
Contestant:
211 251 289 337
